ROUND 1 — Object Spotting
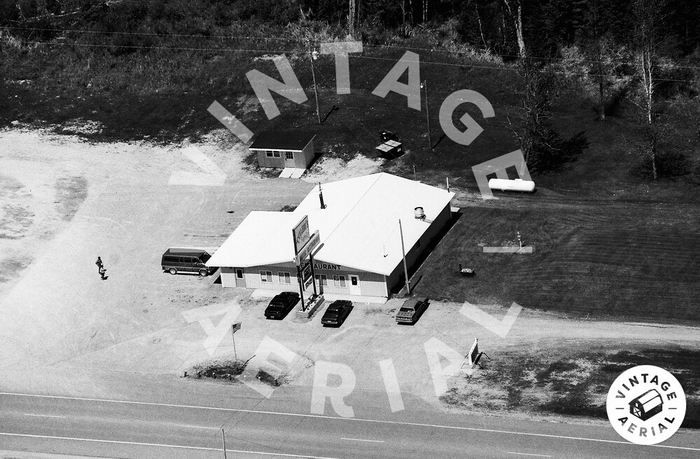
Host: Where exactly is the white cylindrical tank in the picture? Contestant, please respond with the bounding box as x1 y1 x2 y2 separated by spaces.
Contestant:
488 178 536 193
414 206 425 219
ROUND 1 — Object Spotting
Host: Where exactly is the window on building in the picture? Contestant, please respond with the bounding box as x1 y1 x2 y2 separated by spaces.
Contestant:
235 269 243 279
350 276 358 286
278 272 291 284
315 274 328 286
285 151 294 160
333 275 346 287
260 271 272 282
265 150 273 157
273 151 281 158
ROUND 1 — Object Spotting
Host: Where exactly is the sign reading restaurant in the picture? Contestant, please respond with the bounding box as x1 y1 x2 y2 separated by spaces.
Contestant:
313 262 342 271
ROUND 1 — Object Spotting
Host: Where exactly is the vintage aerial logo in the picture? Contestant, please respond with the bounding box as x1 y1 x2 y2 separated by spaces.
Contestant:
606 365 686 445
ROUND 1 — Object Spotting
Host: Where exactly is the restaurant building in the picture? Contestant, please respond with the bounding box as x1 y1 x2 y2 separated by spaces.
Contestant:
206 173 455 299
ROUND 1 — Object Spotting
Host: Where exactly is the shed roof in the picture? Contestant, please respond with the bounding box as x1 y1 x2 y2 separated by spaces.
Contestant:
633 389 663 408
249 130 315 151
207 173 454 275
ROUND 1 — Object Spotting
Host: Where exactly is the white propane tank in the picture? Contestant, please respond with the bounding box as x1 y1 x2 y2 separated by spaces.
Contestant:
488 178 536 193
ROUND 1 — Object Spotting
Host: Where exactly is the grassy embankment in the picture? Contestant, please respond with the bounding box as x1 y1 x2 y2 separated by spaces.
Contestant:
442 346 700 428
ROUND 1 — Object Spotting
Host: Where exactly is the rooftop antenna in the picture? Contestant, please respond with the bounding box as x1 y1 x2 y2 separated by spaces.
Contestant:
318 182 326 209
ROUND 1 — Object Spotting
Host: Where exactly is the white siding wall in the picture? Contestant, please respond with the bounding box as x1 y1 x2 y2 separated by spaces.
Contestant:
220 267 238 288
313 268 388 297
236 263 299 291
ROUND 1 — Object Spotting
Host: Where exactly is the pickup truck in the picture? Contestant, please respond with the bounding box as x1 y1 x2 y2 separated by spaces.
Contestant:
396 297 429 325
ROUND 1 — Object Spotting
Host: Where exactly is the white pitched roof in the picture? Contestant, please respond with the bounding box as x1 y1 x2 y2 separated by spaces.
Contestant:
206 211 300 267
208 173 454 275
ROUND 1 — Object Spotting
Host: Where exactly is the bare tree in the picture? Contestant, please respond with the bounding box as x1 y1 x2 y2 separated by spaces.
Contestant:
474 2 488 50
632 0 664 180
502 0 526 58
348 0 356 37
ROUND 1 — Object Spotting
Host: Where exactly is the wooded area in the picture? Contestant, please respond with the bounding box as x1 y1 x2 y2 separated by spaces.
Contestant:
1 0 698 178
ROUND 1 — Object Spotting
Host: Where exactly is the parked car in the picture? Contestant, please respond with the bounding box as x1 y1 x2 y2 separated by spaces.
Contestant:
396 297 429 325
264 292 300 320
321 300 354 327
161 248 217 277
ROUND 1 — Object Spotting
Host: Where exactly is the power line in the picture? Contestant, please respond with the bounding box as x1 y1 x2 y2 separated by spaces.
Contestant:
350 54 697 83
3 24 700 69
8 39 697 84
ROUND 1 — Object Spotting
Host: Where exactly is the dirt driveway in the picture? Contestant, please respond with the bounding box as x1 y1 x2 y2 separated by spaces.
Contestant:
0 129 312 367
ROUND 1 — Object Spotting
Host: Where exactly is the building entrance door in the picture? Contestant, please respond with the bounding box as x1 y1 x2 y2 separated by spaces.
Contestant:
234 268 246 287
284 151 296 166
349 275 361 295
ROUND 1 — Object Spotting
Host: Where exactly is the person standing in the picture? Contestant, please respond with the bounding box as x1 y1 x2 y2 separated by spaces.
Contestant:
95 256 103 272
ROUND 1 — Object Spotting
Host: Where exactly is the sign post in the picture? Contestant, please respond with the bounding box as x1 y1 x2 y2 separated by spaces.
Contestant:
231 322 241 361
292 215 321 311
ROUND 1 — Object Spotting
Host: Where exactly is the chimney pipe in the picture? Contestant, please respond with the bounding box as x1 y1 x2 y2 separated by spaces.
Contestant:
318 182 326 209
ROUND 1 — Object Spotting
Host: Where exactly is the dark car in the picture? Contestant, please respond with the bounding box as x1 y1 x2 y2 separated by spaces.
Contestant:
161 248 217 277
264 292 300 320
396 297 429 325
321 300 353 327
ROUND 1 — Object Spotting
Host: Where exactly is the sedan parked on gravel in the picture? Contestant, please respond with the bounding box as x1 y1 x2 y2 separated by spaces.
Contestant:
396 297 429 325
264 292 300 320
321 300 353 327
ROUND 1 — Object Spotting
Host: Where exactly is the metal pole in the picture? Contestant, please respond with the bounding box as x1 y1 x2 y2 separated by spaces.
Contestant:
446 177 450 193
297 265 306 310
309 253 318 297
398 219 411 295
424 80 432 150
231 326 238 361
310 51 321 124
221 427 227 459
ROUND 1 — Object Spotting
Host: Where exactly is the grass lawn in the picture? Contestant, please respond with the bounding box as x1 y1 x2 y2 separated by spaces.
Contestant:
442 345 700 429
413 203 700 324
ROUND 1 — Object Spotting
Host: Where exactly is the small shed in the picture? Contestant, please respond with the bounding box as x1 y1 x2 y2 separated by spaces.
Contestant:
249 130 316 169
629 388 663 421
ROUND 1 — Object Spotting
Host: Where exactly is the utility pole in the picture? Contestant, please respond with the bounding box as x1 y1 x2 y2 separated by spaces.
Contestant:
221 427 227 459
231 325 238 361
398 219 411 295
422 80 432 150
310 50 321 124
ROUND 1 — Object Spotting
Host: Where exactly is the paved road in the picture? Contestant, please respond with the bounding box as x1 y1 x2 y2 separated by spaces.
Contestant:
1 391 698 458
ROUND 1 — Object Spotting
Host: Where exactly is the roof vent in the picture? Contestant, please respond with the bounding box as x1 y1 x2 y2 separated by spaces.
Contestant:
414 206 425 220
